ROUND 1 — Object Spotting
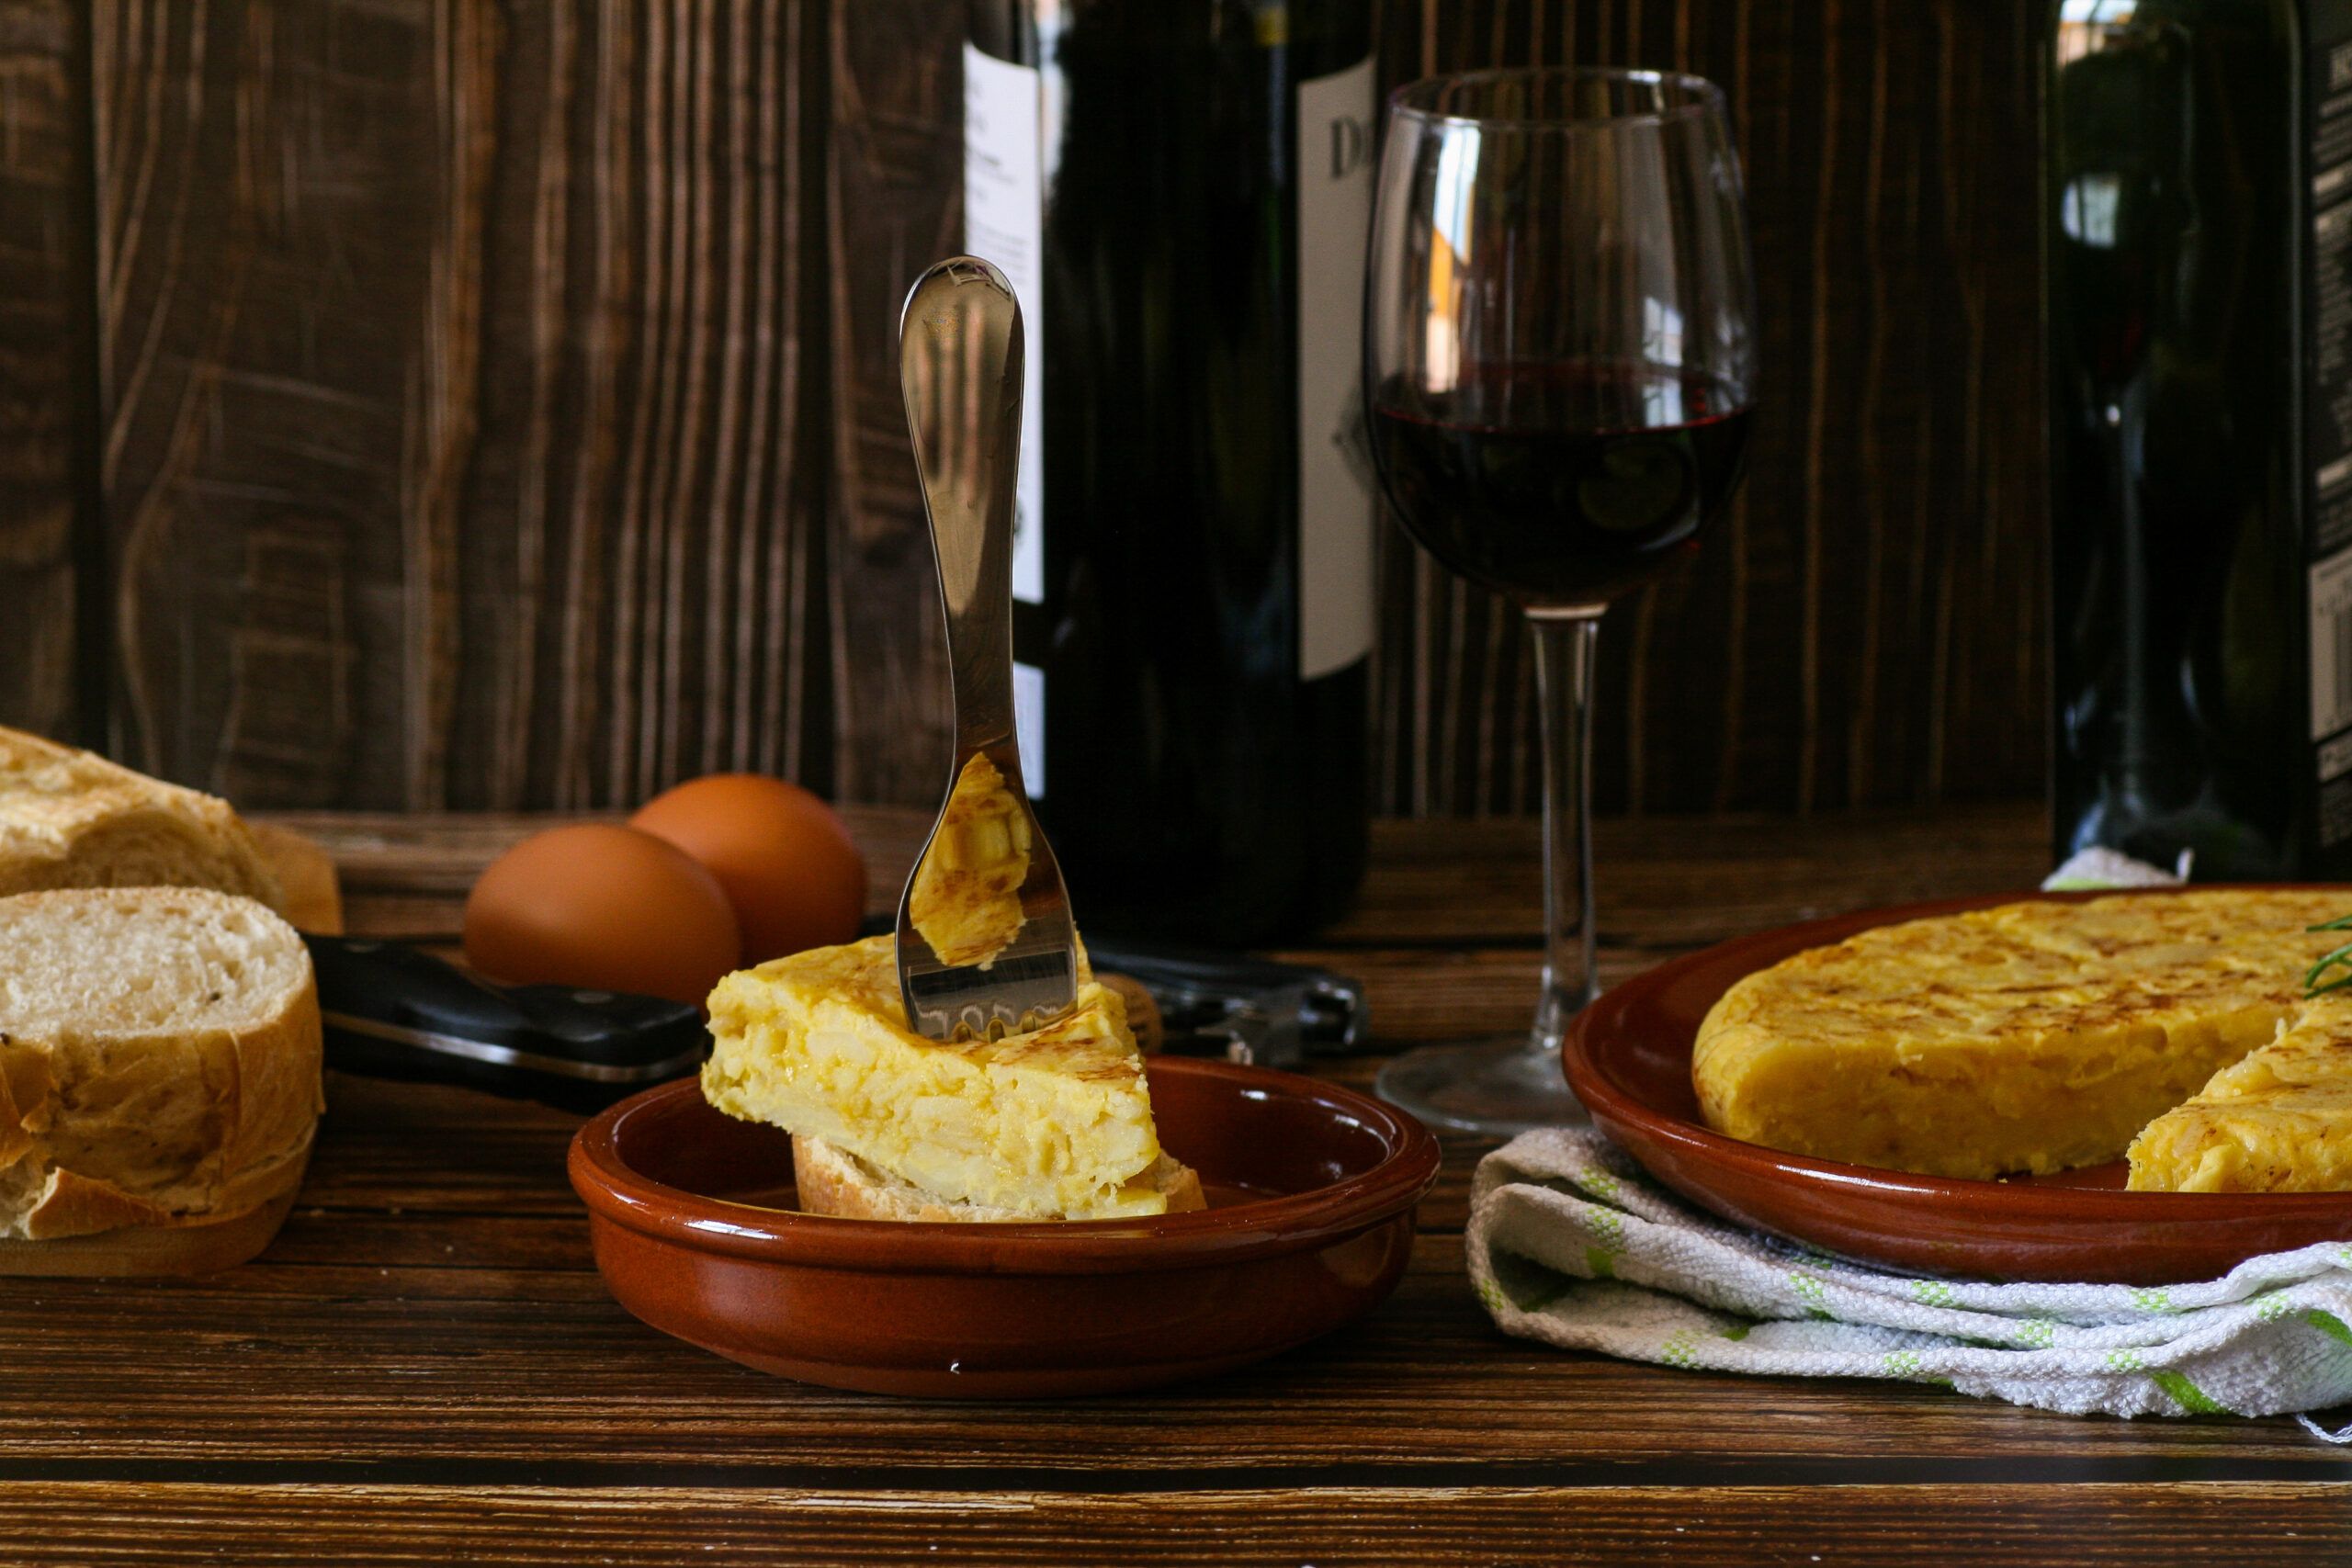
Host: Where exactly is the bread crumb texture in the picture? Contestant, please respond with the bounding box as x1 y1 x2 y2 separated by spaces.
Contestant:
0 888 322 1238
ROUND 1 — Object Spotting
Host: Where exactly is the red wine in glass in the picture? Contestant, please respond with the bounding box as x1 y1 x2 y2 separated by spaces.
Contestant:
1363 67 1758 1134
1370 363 1754 606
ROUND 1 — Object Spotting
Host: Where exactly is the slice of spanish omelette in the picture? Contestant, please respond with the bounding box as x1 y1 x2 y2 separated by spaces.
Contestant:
1691 889 2352 1190
2126 1003 2352 1192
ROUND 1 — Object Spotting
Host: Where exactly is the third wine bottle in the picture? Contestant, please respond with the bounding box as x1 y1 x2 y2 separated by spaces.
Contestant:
964 0 1376 942
2048 0 2352 876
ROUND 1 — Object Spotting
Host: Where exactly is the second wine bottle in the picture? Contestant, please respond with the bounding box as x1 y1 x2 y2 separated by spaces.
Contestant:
963 0 1376 943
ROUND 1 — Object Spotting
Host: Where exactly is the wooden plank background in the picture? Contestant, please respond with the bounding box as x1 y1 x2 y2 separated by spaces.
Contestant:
0 0 94 747
0 0 2044 817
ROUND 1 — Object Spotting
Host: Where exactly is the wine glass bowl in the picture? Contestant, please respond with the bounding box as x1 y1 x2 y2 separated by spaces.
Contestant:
1364 67 1758 1134
1367 362 1753 607
1367 68 1758 612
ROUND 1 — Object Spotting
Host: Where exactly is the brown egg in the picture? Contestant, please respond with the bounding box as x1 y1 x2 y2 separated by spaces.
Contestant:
464 824 741 1006
630 773 866 964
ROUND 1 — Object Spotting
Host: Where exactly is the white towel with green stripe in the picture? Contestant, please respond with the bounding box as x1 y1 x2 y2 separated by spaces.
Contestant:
1467 1128 2352 1438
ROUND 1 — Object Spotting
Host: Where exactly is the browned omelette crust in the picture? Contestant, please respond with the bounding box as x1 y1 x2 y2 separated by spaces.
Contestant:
1693 890 2352 1188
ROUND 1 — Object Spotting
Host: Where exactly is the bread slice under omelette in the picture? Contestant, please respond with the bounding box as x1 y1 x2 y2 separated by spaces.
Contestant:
1691 889 2352 1189
702 934 1173 1219
790 1134 1205 1223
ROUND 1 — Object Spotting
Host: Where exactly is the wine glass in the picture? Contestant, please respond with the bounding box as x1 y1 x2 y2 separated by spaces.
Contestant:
1364 67 1758 1134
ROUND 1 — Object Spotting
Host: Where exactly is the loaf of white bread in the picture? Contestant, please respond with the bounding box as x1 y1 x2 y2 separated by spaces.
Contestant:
0 728 321 1273
0 727 287 912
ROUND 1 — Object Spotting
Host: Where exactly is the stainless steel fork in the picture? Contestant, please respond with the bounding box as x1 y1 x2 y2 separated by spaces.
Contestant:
893 255 1080 1042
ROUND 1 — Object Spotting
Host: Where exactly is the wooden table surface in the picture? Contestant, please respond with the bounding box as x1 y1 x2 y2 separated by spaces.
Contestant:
19 803 2352 1565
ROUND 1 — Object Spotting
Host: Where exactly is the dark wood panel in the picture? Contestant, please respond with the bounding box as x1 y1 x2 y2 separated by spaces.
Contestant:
6 807 2338 1562
259 799 2052 1042
820 0 2046 817
3 1089 2338 1475
4 0 2047 814
264 799 2053 935
11 1483 2352 1568
823 0 961 807
0 0 92 742
1374 0 2046 815
94 0 831 810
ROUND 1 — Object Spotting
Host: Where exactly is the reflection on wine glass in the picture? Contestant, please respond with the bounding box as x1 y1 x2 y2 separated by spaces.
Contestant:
1365 67 1759 1134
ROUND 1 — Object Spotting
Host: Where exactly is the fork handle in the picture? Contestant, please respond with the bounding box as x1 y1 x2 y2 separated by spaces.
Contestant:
899 256 1026 762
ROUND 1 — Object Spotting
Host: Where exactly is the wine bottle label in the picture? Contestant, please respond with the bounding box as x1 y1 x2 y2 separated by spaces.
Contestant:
963 42 1050 793
2311 28 2352 850
963 43 1048 611
1012 660 1046 797
1295 55 1379 681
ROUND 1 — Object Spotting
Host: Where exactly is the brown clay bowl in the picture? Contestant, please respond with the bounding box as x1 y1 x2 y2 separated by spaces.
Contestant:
1564 888 2352 1285
569 1056 1440 1397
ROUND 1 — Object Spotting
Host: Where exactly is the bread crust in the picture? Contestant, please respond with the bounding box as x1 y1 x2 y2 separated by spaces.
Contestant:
793 1134 1205 1223
0 1176 309 1277
0 728 286 913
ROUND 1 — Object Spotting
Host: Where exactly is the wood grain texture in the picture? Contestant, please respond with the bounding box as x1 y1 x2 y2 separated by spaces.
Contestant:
94 0 831 810
820 0 2047 817
1374 0 2045 816
823 0 961 807
0 0 92 742
4 0 2044 816
258 799 2052 1037
6 808 2342 1561
10 1483 2352 1568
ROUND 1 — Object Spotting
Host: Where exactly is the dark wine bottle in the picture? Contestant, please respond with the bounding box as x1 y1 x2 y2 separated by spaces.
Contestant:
964 1 1376 942
2046 0 2352 878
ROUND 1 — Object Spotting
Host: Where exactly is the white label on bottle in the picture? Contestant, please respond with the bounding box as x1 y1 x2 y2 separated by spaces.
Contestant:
964 43 1047 608
2322 732 2352 786
1013 660 1046 795
1295 55 1379 680
2311 547 2352 742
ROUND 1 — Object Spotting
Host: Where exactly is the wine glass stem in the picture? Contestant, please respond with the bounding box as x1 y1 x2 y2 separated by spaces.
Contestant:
1528 607 1603 1054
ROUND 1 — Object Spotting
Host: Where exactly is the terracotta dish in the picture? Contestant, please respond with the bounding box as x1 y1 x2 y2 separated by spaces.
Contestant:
1564 889 2352 1285
570 1057 1439 1396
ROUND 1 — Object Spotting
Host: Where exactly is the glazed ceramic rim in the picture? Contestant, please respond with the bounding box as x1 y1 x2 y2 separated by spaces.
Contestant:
1564 885 2352 1220
570 1056 1442 1276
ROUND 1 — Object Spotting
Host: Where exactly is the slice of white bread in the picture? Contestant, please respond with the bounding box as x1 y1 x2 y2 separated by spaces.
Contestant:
0 888 322 1269
0 727 286 913
793 1134 1206 1224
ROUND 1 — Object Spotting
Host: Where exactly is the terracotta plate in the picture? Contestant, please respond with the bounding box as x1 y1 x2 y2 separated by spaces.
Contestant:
1563 889 2352 1285
570 1057 1440 1397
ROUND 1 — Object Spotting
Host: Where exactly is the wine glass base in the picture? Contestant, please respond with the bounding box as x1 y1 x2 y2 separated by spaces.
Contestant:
1374 1036 1589 1138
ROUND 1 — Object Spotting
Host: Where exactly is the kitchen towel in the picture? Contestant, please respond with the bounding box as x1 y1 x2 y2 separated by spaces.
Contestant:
1467 1127 2352 1438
